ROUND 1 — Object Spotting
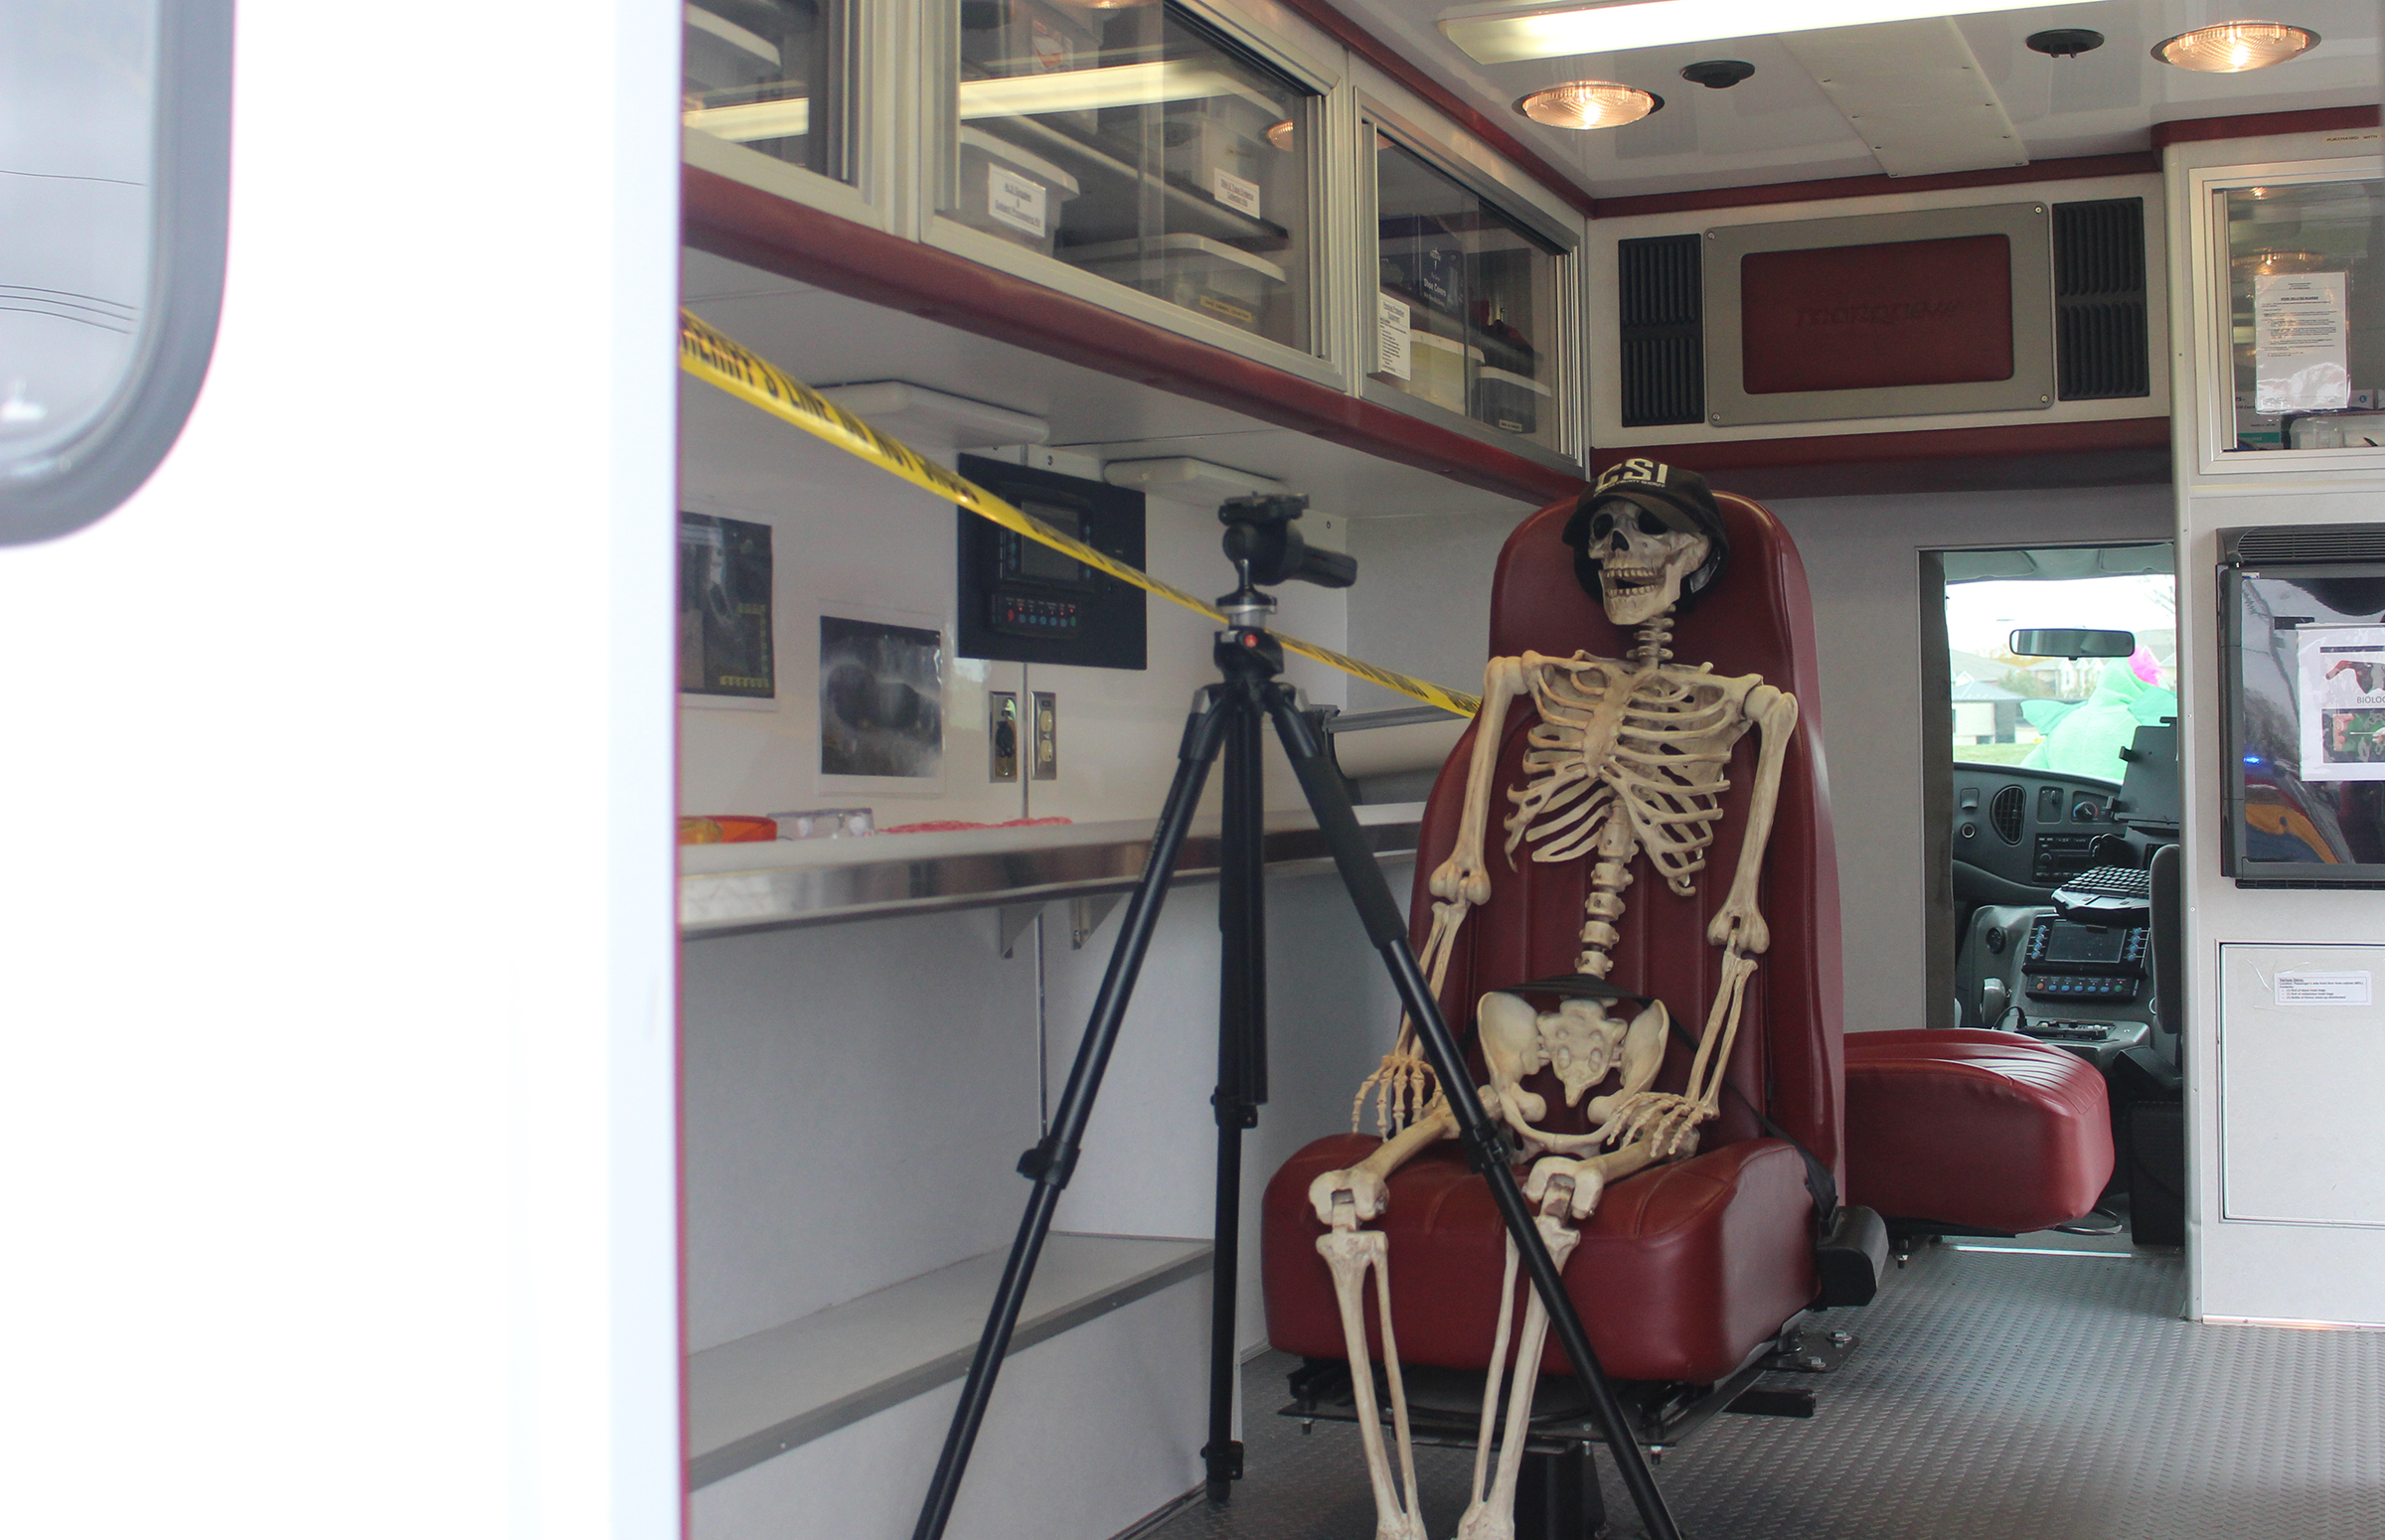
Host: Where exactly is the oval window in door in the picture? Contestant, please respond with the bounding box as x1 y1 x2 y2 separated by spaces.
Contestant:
0 0 231 544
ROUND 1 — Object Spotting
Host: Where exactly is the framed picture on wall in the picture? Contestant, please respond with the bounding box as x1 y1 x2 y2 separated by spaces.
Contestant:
679 512 775 708
818 611 945 790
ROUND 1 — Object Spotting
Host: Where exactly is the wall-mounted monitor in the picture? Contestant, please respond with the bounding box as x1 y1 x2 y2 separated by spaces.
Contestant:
2221 525 2385 885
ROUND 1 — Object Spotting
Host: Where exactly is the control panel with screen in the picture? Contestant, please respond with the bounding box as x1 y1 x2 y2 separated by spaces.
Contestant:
956 455 1146 671
2021 914 2147 1001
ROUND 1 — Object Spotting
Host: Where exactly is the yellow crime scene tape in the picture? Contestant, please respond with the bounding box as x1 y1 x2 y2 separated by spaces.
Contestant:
678 310 1482 719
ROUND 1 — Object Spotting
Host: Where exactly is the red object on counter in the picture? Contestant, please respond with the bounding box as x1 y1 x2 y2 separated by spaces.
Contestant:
876 817 1074 835
679 816 778 845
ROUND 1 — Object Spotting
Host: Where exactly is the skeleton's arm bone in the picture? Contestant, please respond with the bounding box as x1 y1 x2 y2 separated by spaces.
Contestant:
1309 1098 1457 1223
1431 655 1531 905
1705 685 1797 954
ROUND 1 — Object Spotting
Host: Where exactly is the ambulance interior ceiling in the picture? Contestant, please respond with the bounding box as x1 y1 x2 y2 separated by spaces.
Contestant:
1336 0 2381 196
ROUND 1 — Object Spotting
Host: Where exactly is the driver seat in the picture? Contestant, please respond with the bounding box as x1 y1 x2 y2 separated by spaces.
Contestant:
1261 487 1842 1386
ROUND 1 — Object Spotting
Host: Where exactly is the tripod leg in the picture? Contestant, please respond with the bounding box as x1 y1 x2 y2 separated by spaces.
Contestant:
1205 690 1266 1501
1262 690 1686 1540
909 690 1234 1540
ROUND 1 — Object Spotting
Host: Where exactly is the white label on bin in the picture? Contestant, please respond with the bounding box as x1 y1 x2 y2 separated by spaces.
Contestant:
989 171 1047 239
1211 168 1261 219
2275 970 2372 1005
1375 292 1412 381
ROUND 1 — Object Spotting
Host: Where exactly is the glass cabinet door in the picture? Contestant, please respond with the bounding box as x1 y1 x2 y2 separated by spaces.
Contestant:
2222 178 2385 453
683 1 851 182
947 0 1316 354
1371 135 1563 450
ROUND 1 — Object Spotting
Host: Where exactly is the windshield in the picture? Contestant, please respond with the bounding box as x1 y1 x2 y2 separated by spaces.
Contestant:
1945 566 2176 784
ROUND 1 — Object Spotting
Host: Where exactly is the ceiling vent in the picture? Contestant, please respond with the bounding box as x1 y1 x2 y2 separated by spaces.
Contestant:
1990 785 2026 845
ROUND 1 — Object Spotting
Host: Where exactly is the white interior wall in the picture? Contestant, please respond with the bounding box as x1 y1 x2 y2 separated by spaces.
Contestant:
1348 484 2175 1036
678 380 1350 830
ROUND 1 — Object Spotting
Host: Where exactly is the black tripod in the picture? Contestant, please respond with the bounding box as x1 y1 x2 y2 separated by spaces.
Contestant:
910 497 1684 1540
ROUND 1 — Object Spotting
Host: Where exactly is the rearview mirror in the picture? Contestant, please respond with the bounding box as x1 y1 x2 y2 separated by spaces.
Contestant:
2010 628 2136 659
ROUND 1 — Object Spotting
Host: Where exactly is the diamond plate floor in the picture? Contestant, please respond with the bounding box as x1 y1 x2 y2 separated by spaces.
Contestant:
1149 1236 2385 1540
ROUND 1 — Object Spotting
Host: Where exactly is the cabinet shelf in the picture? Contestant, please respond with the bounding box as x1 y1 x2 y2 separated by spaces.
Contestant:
688 1233 1210 1489
680 804 1424 938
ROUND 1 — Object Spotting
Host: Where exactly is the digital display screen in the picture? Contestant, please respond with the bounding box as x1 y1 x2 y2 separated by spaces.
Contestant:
1020 502 1083 584
2043 923 2127 965
2226 564 2385 879
1739 234 2013 394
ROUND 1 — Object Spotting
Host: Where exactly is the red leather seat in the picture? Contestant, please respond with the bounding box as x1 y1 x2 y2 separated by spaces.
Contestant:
1842 1028 2113 1233
1261 488 1844 1388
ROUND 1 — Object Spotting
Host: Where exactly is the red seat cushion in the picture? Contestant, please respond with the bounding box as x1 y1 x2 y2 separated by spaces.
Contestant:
1263 1133 1818 1386
1842 1028 2113 1233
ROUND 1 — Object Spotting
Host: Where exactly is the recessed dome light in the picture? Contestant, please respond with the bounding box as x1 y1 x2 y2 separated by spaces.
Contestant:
1516 80 1662 129
2152 21 2318 73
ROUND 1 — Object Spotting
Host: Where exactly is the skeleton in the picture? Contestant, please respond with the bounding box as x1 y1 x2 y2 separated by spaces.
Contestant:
1309 463 1800 1540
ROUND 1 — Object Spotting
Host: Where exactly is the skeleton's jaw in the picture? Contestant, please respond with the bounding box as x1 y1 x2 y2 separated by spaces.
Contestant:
1597 572 1672 628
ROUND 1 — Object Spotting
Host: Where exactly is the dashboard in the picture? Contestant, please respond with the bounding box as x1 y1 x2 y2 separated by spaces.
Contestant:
1951 764 2129 907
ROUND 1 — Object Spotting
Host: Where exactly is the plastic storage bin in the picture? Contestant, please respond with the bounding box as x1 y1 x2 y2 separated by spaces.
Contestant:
955 127 1082 256
1408 331 1480 414
2288 411 2385 448
1069 233 1286 334
1473 367 1550 436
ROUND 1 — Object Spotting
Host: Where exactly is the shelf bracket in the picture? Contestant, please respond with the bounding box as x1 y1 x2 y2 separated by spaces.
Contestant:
998 903 1044 960
1069 894 1119 949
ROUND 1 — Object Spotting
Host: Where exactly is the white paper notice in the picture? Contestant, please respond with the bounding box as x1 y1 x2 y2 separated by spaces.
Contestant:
2298 625 2385 782
988 171 1047 239
2255 271 2351 413
1375 292 1412 381
1211 168 1261 219
2275 970 2373 1005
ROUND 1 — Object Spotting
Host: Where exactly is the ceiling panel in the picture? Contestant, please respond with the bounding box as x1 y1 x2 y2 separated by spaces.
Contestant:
1334 0 2380 198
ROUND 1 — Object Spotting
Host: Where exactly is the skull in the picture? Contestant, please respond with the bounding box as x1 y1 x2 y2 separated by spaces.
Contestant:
1584 497 1709 627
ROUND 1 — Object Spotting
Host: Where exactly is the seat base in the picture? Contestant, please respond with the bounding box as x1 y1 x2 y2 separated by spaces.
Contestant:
1262 1133 1819 1387
1843 1028 2114 1235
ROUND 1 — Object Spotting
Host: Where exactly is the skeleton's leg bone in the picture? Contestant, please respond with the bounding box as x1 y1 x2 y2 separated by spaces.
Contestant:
1317 1225 1428 1540
1466 1235 1523 1504
1456 1195 1582 1540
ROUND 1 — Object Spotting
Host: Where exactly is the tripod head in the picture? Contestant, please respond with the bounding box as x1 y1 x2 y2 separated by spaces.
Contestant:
1218 495 1357 598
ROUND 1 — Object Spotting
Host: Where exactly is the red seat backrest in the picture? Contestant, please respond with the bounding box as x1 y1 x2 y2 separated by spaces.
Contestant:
1406 490 1845 1182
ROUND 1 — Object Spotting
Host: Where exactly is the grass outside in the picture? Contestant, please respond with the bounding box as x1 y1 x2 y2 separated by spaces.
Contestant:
1953 742 2039 768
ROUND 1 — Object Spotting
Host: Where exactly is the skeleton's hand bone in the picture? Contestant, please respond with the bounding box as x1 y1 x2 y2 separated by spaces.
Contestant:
1597 1090 1711 1158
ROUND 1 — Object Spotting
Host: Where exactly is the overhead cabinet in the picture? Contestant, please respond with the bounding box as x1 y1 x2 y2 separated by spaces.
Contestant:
680 0 1588 471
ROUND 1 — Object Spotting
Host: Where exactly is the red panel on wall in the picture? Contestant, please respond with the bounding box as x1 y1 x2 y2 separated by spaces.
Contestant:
1740 234 2013 394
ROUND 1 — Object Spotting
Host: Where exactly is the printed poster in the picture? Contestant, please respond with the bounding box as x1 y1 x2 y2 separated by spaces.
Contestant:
2299 625 2385 781
2254 271 2351 414
679 513 774 699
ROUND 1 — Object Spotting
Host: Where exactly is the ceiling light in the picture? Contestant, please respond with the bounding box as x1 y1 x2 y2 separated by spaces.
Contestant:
2152 21 2317 72
1266 118 1296 151
1516 80 1661 129
1440 0 2069 66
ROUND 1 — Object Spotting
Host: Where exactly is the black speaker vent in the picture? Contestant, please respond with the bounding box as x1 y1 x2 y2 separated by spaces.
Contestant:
1990 785 2026 845
2053 199 2148 400
1617 233 1703 426
2225 524 2385 565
